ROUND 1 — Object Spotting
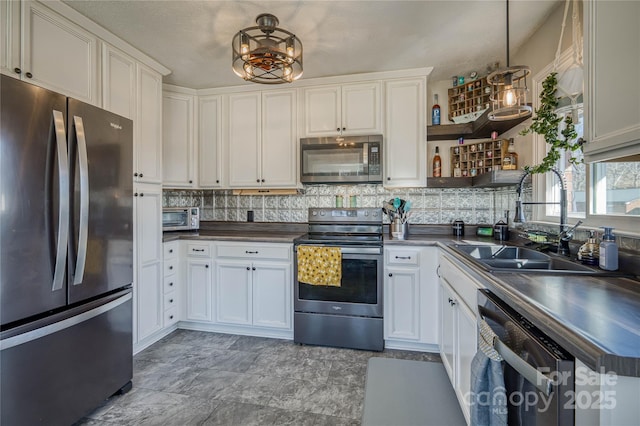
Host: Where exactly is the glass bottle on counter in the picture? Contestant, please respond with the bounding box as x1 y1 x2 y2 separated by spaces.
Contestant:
503 138 518 170
432 146 441 177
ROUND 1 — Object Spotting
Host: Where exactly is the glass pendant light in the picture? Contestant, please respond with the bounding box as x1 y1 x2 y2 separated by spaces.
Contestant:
487 0 532 121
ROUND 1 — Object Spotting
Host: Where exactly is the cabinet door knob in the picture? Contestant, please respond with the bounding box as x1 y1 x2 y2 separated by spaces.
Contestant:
216 180 220 184
336 128 340 132
169 315 174 320
169 299 174 303
13 67 21 74
342 127 346 131
246 267 251 270
134 172 138 177
189 180 193 184
256 179 260 183
261 179 265 183
140 193 144 197
133 193 138 197
169 266 173 270
387 177 391 181
169 282 174 286
25 72 33 78
169 249 173 253
205 264 209 268
252 267 256 271
139 173 144 178
388 273 392 277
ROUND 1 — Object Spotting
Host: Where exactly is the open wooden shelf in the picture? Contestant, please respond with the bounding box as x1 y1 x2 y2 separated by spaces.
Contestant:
427 107 532 141
427 170 525 188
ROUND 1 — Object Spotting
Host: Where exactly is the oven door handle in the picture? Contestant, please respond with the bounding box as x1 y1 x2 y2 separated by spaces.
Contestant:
492 336 553 397
339 247 382 255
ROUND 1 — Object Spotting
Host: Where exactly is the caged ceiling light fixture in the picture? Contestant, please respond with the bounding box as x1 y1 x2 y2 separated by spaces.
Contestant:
487 0 532 121
232 13 303 84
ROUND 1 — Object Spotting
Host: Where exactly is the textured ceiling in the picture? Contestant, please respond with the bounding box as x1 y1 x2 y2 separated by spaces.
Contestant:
63 0 561 89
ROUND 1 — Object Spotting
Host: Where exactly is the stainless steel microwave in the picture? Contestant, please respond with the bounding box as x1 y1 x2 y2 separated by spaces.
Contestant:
162 207 200 231
300 135 383 184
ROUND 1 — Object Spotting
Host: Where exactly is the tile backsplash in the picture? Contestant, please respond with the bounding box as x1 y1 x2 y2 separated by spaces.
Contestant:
162 184 521 225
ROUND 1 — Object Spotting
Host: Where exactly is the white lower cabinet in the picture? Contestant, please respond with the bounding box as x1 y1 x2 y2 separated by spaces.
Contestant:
439 251 483 425
163 241 180 328
383 246 439 351
215 242 293 332
175 241 293 339
216 261 252 325
185 242 214 322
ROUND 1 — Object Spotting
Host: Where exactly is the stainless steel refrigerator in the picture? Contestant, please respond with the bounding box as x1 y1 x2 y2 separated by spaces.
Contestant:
1 75 134 425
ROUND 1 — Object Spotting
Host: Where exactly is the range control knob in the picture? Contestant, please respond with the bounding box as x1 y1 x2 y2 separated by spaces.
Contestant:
320 211 325 216
312 211 318 216
373 211 379 217
364 211 369 216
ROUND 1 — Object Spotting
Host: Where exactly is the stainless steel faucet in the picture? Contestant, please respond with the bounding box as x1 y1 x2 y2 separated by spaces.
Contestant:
513 167 582 256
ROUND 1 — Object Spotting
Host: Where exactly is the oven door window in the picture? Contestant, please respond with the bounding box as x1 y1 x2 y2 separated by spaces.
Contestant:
298 257 378 304
302 146 366 177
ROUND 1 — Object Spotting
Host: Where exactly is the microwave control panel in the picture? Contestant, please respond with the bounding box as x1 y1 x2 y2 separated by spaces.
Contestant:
369 144 381 175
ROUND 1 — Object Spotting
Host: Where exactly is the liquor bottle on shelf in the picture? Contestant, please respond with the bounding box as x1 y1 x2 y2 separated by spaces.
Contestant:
432 146 442 177
431 94 441 125
503 138 518 170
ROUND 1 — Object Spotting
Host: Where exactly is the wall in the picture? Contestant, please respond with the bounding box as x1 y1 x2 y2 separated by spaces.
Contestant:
163 185 519 226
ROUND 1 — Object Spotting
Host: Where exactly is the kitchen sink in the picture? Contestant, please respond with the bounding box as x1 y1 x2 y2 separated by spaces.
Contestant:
450 244 599 274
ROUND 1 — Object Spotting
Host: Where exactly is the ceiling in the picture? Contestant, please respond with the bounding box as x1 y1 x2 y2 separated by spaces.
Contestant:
62 0 561 89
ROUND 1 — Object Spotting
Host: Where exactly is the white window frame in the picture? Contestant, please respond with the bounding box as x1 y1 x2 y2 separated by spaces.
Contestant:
532 49 640 236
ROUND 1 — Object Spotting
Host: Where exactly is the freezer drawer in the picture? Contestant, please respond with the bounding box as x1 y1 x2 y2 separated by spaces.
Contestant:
1 289 133 426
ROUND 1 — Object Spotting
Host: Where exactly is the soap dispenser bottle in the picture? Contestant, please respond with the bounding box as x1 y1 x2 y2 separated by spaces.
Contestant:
599 227 619 271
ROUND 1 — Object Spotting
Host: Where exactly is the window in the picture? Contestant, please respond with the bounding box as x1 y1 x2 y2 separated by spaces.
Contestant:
591 162 640 217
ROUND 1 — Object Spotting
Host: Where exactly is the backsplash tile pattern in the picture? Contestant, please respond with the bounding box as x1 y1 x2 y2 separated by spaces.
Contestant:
163 184 519 225
163 185 640 253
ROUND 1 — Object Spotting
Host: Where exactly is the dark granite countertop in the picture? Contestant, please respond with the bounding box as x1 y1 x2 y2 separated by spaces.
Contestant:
163 230 303 243
163 226 640 376
391 233 640 377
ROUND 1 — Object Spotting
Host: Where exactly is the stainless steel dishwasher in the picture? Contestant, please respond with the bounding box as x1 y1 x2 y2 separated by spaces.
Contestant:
477 289 575 426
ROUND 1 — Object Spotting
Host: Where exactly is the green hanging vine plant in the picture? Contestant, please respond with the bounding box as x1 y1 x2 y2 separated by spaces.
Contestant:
519 72 582 174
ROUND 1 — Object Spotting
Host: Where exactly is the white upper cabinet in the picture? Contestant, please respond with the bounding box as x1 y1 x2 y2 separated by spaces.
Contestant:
163 90 195 188
261 90 297 187
1 0 20 78
583 1 640 162
228 92 261 187
228 89 297 188
302 82 381 137
384 77 426 187
135 64 163 184
17 1 99 104
102 44 135 119
198 95 224 188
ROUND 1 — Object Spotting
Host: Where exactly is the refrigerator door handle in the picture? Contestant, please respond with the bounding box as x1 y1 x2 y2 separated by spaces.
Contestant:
52 110 69 291
72 116 89 286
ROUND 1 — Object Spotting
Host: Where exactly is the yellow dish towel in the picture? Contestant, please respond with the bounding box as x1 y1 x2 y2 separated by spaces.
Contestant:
296 245 342 287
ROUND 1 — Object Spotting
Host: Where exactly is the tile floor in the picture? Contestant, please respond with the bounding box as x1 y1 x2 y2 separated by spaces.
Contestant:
77 330 441 425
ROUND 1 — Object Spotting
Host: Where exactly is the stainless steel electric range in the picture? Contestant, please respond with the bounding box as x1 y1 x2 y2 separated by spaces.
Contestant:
293 208 384 351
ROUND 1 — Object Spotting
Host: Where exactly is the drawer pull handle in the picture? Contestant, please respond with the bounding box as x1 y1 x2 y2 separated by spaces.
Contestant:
245 250 258 254
192 248 205 252
395 256 411 260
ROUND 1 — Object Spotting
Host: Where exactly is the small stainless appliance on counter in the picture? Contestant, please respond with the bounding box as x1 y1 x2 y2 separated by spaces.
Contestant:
162 207 200 231
300 135 382 184
294 208 384 351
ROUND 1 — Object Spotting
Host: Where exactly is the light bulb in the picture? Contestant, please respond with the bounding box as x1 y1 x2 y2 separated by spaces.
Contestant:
243 63 254 79
504 87 516 107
